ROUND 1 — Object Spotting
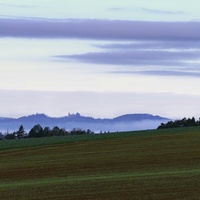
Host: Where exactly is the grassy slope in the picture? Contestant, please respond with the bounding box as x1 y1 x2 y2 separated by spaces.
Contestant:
0 127 200 199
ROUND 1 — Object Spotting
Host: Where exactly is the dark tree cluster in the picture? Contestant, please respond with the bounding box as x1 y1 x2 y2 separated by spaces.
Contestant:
0 124 94 140
157 117 200 129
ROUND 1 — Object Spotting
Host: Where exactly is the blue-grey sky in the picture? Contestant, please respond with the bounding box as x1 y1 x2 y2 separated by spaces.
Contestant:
1 0 200 119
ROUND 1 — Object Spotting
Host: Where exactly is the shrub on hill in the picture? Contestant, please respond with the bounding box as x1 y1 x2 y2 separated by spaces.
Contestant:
157 117 200 129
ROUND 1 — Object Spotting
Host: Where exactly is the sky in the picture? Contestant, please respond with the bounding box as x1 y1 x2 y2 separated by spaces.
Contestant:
1 0 200 119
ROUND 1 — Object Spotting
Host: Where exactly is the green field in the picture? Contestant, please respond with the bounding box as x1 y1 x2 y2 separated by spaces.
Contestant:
0 127 200 199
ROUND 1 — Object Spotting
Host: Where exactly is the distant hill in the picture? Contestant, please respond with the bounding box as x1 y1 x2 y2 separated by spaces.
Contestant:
113 114 167 122
0 113 169 133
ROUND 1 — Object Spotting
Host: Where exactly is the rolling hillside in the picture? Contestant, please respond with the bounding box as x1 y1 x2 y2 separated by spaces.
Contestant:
0 127 200 199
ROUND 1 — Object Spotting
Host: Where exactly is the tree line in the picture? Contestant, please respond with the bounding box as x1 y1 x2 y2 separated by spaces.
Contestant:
157 117 200 129
0 124 94 140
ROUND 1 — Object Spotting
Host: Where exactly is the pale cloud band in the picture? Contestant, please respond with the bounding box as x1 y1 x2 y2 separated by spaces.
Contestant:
56 39 200 77
1 18 200 40
59 48 200 66
1 17 200 78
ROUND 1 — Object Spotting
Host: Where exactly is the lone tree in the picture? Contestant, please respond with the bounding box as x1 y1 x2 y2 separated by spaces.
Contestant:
17 125 26 139
29 124 43 138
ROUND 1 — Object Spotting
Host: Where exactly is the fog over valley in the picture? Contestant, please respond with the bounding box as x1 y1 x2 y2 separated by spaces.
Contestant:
0 113 169 134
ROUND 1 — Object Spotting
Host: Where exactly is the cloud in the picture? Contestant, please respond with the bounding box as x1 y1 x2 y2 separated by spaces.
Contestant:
1 18 200 40
112 70 200 78
140 8 185 15
56 46 200 67
56 39 200 77
109 6 184 16
96 41 200 50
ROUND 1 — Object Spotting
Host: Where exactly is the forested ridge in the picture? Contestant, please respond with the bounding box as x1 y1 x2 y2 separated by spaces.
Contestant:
0 124 94 140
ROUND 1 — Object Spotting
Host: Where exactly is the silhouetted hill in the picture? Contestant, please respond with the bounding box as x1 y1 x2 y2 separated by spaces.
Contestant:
0 113 169 133
113 114 168 122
